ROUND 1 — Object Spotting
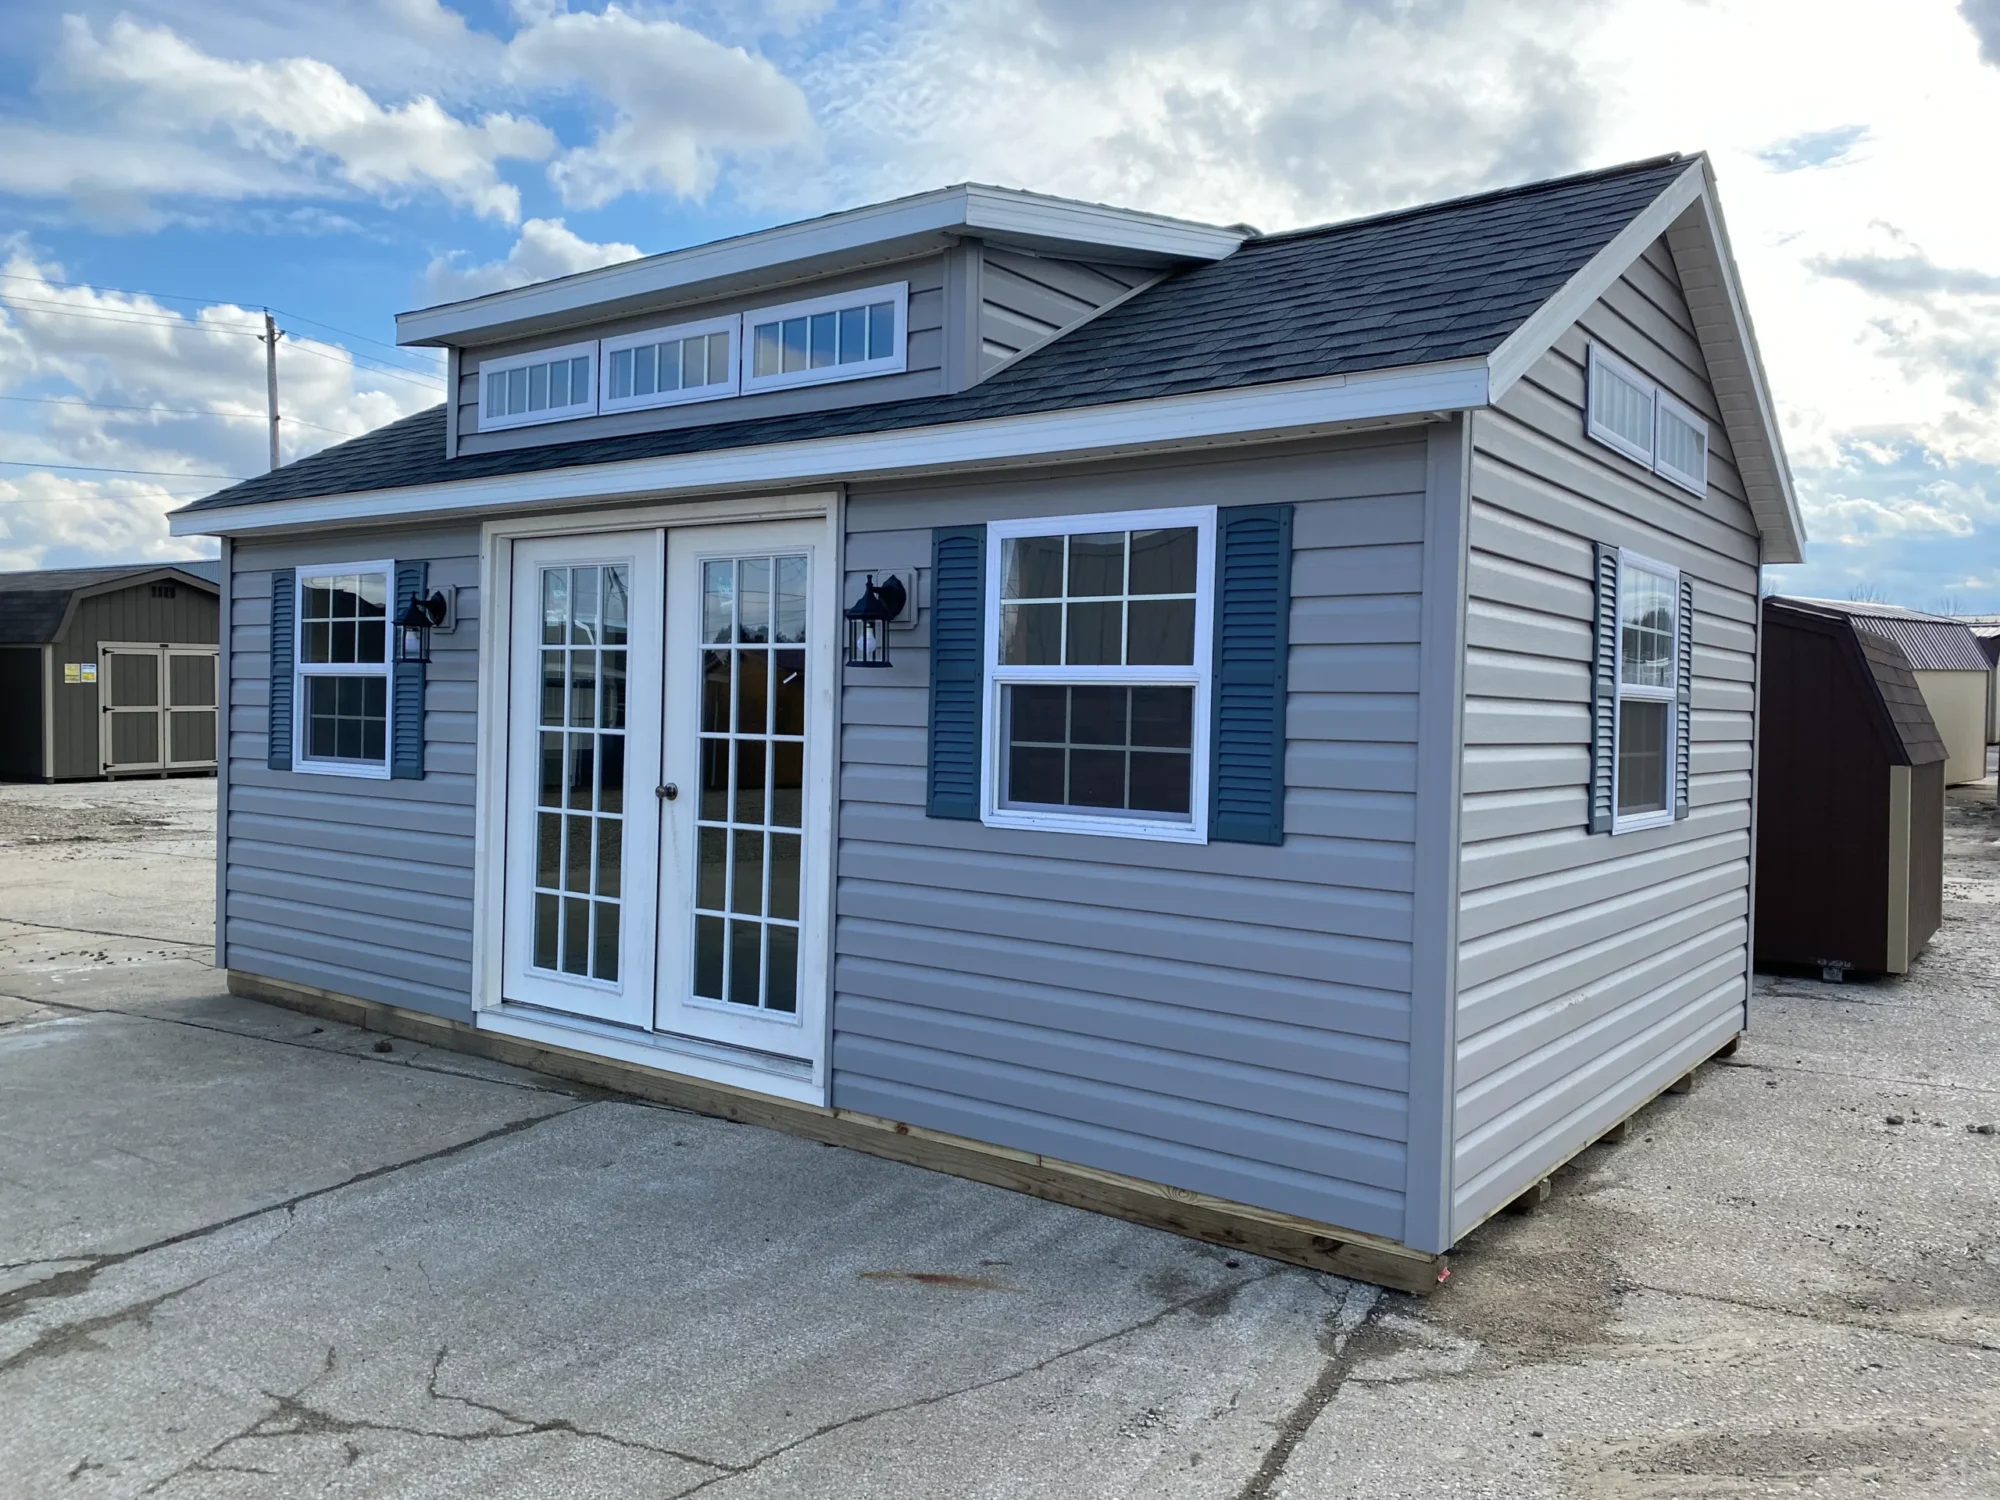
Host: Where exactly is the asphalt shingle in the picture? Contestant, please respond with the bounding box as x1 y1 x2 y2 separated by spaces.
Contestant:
178 155 1691 517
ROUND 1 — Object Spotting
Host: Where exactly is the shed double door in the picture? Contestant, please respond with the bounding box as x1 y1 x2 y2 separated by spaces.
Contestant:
98 644 219 775
500 521 831 1065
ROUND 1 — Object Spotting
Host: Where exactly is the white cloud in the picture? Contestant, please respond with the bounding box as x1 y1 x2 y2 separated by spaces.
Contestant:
0 14 555 222
423 217 644 301
502 3 815 207
0 245 441 569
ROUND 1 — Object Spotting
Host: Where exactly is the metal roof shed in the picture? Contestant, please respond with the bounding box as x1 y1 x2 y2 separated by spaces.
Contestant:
0 564 222 781
1755 599 1946 976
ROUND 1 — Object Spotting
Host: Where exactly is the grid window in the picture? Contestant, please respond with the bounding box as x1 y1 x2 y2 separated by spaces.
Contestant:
296 565 391 775
529 564 631 984
1614 553 1678 824
743 283 906 392
481 345 596 428
1586 342 1710 498
692 553 809 1014
604 324 735 408
986 510 1213 838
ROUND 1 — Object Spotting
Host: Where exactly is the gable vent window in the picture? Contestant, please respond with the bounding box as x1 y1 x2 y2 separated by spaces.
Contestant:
1585 342 1710 498
603 319 737 411
480 342 597 430
150 583 176 598
743 282 908 393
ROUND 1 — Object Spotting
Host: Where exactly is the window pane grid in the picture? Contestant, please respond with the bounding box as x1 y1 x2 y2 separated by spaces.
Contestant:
607 331 732 401
1614 558 1677 822
750 299 897 379
298 566 390 769
530 563 630 984
486 355 591 420
693 554 807 1014
999 528 1197 669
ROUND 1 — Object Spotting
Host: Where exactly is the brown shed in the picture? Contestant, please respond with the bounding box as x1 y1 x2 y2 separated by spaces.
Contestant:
1756 598 1946 977
0 563 221 782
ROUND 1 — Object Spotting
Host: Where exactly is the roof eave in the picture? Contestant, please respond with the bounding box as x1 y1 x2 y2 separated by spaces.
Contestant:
169 357 1489 539
395 186 1247 349
1484 156 1806 567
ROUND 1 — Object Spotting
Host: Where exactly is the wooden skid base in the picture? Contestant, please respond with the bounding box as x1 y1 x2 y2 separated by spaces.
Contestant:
227 971 1450 1296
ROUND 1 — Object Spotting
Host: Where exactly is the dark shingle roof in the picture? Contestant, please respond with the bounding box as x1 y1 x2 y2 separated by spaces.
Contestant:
178 155 1692 517
0 563 219 645
1783 598 1993 673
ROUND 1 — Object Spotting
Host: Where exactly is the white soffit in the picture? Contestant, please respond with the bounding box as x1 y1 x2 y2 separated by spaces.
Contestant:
397 185 1248 349
169 359 1488 538
1485 157 1805 566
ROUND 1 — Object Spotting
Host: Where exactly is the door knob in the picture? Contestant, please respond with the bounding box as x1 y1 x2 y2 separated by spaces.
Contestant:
658 783 678 801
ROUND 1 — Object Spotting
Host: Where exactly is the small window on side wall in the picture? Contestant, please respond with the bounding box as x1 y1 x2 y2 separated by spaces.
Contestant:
1585 342 1710 498
295 562 393 778
1588 545 1693 835
983 507 1214 842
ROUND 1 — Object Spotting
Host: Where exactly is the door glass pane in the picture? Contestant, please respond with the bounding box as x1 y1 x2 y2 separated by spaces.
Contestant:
531 562 627 983
688 551 810 1017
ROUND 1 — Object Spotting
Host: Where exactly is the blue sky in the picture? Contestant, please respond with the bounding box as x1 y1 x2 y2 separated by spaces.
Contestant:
1 0 1998 612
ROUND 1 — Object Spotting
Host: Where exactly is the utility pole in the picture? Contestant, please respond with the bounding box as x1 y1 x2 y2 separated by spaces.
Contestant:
261 310 283 471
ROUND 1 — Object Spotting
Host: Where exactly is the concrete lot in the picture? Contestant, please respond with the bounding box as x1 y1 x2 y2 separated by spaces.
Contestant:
1 775 1996 1499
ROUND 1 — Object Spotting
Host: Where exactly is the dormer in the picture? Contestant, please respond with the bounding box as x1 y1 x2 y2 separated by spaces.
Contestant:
396 185 1249 459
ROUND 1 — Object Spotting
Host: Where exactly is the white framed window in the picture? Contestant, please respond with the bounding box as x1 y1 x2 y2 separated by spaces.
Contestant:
742 282 907 394
295 561 394 780
982 507 1215 843
1585 341 1709 498
601 316 738 413
1612 549 1679 832
479 341 597 430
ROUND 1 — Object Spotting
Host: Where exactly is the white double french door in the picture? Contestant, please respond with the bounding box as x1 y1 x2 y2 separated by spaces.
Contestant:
500 520 829 1067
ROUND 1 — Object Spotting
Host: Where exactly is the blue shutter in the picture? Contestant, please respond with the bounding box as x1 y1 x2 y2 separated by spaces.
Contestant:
1208 504 1293 846
1673 574 1694 821
391 561 427 781
927 525 986 819
1588 544 1619 833
267 568 295 771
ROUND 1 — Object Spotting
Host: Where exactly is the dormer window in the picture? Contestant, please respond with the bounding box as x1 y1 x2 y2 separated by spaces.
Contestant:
602 317 738 412
743 283 908 393
481 341 597 430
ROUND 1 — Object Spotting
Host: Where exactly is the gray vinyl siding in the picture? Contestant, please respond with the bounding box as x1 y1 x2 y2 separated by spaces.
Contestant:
224 527 480 1021
832 435 1434 1241
457 256 953 457
1449 236 1759 1238
976 249 1152 375
49 582 220 779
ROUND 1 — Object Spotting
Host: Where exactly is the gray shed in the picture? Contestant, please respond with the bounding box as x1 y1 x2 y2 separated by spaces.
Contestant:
0 563 222 781
167 155 1804 1290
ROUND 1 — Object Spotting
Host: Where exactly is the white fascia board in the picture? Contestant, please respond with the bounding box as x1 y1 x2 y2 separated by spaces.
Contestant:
398 186 1245 348
168 358 1488 539
1483 157 1805 567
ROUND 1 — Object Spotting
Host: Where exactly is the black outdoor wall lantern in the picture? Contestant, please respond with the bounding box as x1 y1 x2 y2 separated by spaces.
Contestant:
395 590 451 665
843 573 907 668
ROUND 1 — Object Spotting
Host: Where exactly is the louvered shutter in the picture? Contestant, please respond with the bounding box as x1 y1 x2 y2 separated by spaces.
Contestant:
1673 574 1694 820
927 525 986 819
391 561 427 780
267 568 295 771
1587 544 1619 833
1208 504 1293 845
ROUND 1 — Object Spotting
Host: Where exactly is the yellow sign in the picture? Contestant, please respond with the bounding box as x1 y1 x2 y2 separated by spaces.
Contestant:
64 663 79 684
82 663 95 682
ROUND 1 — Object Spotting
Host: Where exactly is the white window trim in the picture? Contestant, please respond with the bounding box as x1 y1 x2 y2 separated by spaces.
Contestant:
293 558 394 781
478 340 599 432
980 505 1215 844
1652 387 1709 497
1585 341 1711 499
599 314 741 414
740 281 909 395
1610 547 1679 834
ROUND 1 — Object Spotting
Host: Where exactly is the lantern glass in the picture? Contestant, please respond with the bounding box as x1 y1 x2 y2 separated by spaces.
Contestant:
843 573 903 669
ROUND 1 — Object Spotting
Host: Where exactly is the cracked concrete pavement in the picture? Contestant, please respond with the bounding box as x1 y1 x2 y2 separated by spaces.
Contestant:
1 774 1997 1497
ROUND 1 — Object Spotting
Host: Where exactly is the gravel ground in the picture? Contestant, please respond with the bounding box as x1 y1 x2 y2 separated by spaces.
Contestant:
0 772 1995 1498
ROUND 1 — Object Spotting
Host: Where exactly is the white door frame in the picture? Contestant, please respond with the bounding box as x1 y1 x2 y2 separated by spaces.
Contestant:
470 490 842 1106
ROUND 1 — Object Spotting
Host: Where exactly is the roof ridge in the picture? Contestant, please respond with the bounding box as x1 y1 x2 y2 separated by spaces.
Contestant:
1246 153 1691 247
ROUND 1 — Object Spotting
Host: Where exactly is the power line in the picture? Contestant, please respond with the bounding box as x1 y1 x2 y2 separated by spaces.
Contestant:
0 393 367 439
0 270 446 375
0 458 250 480
279 339 446 392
